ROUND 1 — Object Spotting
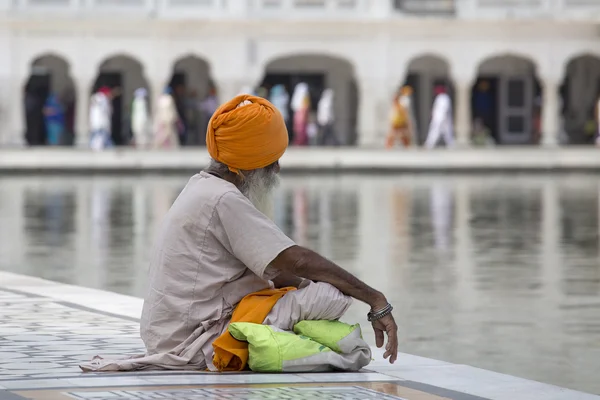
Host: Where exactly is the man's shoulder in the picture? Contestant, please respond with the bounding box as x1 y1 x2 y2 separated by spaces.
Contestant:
182 173 242 206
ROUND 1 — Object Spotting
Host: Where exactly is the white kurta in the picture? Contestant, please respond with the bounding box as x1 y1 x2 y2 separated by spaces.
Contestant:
131 96 150 147
153 94 179 149
425 93 455 149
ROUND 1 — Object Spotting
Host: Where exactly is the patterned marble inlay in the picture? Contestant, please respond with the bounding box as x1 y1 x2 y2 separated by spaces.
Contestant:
66 387 406 399
0 289 143 380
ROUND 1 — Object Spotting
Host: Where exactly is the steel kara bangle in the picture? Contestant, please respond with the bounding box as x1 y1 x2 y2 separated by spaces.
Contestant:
367 303 393 322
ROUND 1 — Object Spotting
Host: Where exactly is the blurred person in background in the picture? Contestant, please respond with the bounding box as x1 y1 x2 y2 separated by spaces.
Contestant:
185 89 200 145
173 83 188 146
471 117 494 147
473 80 492 133
131 88 151 147
532 95 542 144
291 82 310 146
385 88 412 149
256 86 269 98
43 92 65 146
199 87 219 145
61 87 76 146
153 87 180 149
24 81 47 146
306 112 319 146
425 85 455 149
317 88 338 146
269 84 290 133
399 85 417 146
89 86 114 151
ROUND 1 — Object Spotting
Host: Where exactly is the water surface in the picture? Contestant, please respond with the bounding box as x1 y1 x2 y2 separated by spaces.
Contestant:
0 173 599 394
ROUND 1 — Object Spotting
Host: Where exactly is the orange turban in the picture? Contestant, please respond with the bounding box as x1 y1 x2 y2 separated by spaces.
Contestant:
206 94 288 174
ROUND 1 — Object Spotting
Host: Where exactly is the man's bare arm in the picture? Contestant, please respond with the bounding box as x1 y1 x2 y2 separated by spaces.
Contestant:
271 245 387 310
271 270 304 289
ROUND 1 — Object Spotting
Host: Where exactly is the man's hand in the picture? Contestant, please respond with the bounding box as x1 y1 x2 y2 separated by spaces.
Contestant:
372 313 398 364
271 245 398 362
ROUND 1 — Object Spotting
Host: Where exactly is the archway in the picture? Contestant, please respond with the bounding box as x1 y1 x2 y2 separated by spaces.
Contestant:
24 54 76 146
169 55 214 146
473 54 541 145
93 54 150 146
560 54 600 145
403 54 454 145
260 54 359 146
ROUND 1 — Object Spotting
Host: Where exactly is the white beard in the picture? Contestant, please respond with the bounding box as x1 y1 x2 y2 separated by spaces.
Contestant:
240 168 280 220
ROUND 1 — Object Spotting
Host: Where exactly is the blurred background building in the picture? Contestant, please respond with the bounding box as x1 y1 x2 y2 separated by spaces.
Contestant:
1 0 600 147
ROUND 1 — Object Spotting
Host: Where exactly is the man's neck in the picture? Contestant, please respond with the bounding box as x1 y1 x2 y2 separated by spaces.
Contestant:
205 167 239 188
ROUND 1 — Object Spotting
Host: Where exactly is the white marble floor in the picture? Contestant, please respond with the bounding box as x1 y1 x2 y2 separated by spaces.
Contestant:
0 271 598 400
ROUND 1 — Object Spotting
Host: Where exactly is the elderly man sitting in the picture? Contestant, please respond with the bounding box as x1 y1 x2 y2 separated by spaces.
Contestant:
81 95 397 372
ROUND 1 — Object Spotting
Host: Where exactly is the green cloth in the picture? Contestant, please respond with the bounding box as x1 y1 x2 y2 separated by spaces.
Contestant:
228 320 369 373
293 320 360 353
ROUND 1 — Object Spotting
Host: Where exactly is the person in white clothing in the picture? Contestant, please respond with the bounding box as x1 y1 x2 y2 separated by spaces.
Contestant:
89 86 115 151
425 85 455 149
131 88 151 147
153 87 180 149
317 88 338 146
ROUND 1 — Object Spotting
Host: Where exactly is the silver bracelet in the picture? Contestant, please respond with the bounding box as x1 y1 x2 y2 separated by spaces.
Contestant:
367 303 393 322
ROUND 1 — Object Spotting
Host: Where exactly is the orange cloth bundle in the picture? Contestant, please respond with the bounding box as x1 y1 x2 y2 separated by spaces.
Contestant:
212 287 296 371
206 94 289 174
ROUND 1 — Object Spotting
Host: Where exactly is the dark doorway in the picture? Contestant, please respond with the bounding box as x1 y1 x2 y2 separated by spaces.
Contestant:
93 72 123 145
472 76 499 143
24 72 51 146
169 72 188 145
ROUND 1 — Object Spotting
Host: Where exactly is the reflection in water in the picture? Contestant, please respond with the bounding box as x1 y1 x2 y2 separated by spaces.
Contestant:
0 173 599 395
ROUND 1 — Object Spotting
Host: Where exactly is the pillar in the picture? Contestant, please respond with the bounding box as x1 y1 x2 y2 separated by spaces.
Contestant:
74 76 93 147
455 81 472 146
541 77 560 146
6 61 27 147
356 77 389 147
0 28 17 146
367 0 392 17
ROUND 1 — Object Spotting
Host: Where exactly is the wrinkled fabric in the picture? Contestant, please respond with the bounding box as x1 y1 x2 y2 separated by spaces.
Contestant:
230 320 370 373
212 287 296 371
206 95 288 174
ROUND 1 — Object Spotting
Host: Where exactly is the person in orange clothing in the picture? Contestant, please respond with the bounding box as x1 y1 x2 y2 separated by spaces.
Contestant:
386 86 415 148
80 94 398 374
